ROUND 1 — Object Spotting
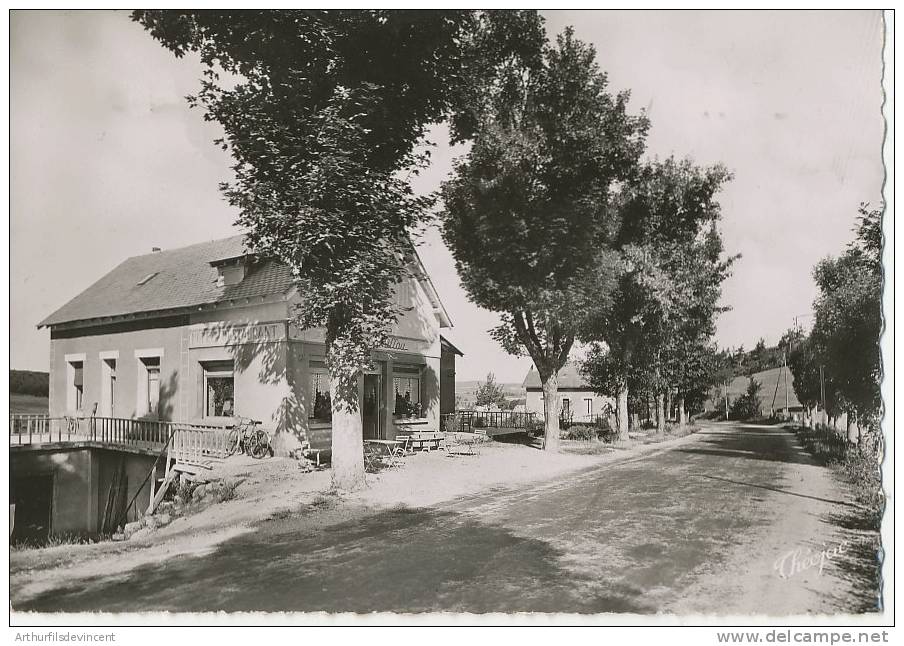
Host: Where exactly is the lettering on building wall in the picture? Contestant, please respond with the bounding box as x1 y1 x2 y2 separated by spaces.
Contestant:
382 337 408 351
189 323 285 348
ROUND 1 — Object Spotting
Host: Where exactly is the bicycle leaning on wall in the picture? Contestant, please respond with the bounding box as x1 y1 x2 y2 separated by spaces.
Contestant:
226 416 272 459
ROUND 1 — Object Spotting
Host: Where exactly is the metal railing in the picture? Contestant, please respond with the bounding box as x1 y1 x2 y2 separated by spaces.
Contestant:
9 415 81 445
10 414 232 459
441 410 538 433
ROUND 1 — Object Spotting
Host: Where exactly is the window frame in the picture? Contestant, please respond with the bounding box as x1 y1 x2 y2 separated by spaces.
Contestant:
134 349 165 418
392 364 423 418
309 361 331 423
202 361 235 419
65 353 86 413
144 357 161 418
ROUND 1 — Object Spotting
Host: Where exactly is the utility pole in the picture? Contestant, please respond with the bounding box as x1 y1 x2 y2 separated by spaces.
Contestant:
783 350 790 418
724 378 730 421
819 363 826 426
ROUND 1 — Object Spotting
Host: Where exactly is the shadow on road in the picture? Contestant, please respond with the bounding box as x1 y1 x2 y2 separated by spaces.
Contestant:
15 422 880 616
692 474 858 508
18 505 654 614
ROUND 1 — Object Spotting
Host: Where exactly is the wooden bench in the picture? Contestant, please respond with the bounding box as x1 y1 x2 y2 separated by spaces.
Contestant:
408 431 446 452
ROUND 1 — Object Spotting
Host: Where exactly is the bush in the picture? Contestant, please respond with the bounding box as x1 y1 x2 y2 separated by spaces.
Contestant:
524 419 544 436
730 377 763 420
443 412 463 433
795 426 884 527
561 420 615 442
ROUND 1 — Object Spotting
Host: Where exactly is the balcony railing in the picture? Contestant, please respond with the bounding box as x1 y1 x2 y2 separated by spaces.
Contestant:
10 414 233 460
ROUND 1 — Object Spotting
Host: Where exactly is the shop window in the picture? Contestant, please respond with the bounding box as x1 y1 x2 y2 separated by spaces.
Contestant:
203 361 234 418
310 361 331 423
393 365 422 417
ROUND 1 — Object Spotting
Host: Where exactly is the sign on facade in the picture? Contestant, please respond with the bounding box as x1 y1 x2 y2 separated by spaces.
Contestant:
189 322 286 348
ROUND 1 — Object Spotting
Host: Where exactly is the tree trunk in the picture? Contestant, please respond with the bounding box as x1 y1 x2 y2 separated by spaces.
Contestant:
845 409 856 444
541 372 560 452
678 397 686 427
615 385 629 441
666 390 673 422
329 368 365 492
656 393 666 433
724 383 730 421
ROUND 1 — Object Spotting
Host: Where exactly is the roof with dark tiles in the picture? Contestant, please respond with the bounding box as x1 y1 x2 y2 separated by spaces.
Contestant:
39 235 295 327
523 362 592 390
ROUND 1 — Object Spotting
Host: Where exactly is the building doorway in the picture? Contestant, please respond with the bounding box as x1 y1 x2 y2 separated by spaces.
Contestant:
362 372 383 440
11 474 53 545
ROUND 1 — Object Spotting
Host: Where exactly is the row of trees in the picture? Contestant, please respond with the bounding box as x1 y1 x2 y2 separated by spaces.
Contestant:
137 10 734 488
788 205 883 442
578 160 735 437
440 31 735 448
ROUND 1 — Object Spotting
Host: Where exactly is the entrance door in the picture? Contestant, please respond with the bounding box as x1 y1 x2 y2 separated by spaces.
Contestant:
362 373 382 440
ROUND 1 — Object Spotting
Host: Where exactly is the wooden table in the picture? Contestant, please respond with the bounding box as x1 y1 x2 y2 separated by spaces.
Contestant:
364 439 404 468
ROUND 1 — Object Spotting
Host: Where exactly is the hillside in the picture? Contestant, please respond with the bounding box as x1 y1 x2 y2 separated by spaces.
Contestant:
10 369 49 397
707 366 802 412
455 380 524 409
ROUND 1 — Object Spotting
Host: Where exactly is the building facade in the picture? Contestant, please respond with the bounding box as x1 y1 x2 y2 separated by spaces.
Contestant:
39 235 460 454
522 363 613 424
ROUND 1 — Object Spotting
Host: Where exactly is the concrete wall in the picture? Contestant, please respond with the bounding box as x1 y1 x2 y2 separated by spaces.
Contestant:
10 446 157 537
93 449 158 528
49 317 187 420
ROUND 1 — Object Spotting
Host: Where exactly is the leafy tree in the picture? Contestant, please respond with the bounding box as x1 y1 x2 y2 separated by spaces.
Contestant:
730 377 763 420
441 28 648 451
475 372 508 409
808 204 883 437
582 158 733 438
659 222 735 426
134 9 545 490
788 333 822 424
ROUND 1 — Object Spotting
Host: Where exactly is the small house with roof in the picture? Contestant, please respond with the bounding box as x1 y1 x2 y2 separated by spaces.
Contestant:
38 235 460 454
522 362 614 423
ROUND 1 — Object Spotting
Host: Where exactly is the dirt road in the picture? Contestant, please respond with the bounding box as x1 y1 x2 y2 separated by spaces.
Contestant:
12 422 881 615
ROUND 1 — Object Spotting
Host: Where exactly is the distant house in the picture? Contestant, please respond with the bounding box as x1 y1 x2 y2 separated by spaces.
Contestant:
522 363 613 423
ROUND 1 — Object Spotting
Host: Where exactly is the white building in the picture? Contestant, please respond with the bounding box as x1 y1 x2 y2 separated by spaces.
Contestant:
522 363 614 423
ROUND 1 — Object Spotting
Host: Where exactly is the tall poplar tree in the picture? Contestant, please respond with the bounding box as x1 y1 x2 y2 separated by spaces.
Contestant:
440 28 648 451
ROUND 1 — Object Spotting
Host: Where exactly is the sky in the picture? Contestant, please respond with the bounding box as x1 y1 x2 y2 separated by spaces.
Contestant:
10 10 886 383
